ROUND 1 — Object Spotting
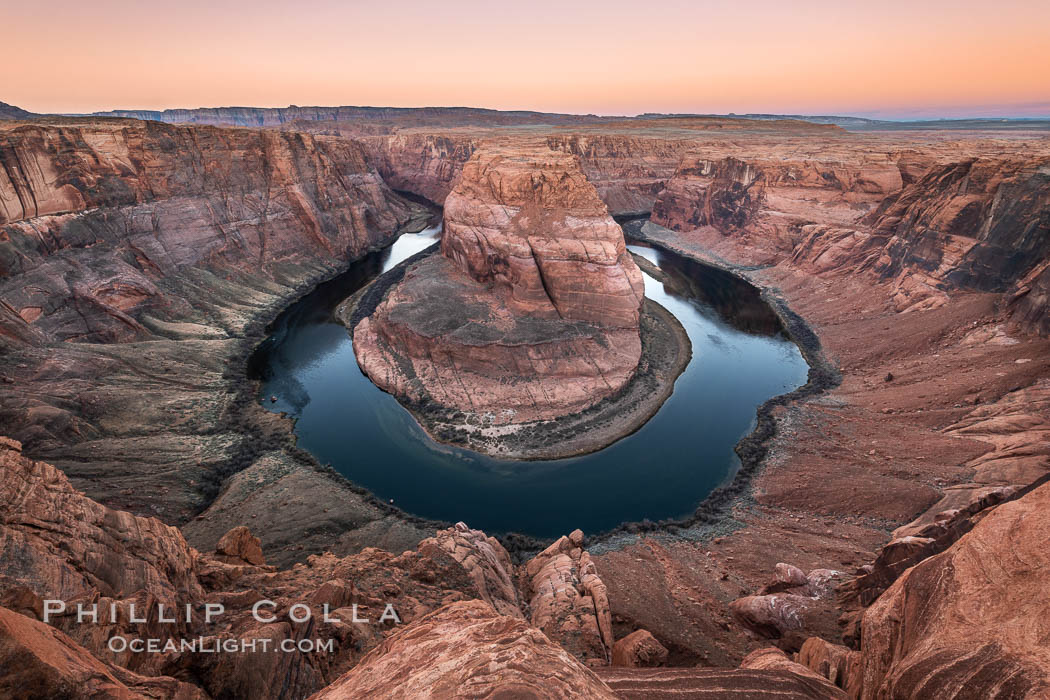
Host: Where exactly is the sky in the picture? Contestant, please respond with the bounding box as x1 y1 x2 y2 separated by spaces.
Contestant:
4 0 1048 119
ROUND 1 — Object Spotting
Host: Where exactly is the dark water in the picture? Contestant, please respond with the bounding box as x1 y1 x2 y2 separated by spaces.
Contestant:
249 225 809 538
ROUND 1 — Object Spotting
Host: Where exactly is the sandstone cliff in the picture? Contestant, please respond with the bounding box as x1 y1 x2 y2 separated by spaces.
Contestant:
0 119 431 556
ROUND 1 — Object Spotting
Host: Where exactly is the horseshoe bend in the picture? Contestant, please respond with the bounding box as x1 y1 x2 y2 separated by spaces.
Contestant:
3 21 1050 699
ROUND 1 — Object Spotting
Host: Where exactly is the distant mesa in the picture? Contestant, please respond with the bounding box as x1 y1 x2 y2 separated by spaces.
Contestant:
0 101 35 120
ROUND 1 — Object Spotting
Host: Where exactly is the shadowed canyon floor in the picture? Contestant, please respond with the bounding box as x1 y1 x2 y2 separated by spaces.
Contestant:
1 108 1049 698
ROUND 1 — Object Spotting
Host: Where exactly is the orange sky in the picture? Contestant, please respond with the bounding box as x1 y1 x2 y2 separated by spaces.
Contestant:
5 0 1049 118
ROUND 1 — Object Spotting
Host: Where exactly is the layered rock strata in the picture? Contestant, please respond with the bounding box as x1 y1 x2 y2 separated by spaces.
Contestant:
0 119 433 562
352 145 646 434
310 600 620 700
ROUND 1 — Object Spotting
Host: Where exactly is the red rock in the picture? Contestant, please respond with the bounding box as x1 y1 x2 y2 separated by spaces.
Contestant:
353 145 644 427
309 600 619 699
775 563 808 588
611 629 668 667
415 522 522 619
215 526 266 566
0 605 204 700
522 533 614 664
797 637 861 693
596 666 847 699
854 481 1050 699
730 594 809 640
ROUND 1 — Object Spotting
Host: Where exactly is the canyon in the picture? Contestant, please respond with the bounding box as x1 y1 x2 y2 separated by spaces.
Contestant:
1 104 1049 698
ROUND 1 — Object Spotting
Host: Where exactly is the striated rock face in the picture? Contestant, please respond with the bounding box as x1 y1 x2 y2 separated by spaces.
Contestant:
546 133 696 215
866 158 1050 317
362 131 477 204
797 637 862 695
440 147 644 327
0 118 429 549
353 145 644 426
855 481 1050 699
652 155 901 241
0 120 415 341
652 157 767 234
415 522 521 619
521 530 614 665
0 606 205 700
309 600 619 700
0 437 202 611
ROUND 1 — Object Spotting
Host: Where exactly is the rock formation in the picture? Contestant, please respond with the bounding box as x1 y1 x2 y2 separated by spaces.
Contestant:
0 118 432 560
521 530 614 664
0 606 205 700
353 145 645 430
851 481 1050 699
310 600 620 700
611 629 669 668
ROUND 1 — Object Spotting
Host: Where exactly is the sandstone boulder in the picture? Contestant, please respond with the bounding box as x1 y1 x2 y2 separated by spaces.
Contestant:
612 629 669 668
215 526 266 566
309 600 618 699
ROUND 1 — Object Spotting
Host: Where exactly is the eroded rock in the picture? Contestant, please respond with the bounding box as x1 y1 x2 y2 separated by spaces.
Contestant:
309 600 619 699
352 145 645 431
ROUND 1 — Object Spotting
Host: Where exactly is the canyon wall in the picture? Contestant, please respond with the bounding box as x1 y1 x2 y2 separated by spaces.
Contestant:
649 149 1050 332
0 120 416 341
0 120 433 557
546 134 697 215
360 131 478 204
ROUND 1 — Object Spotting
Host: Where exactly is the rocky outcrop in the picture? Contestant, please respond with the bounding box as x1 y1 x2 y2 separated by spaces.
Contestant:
729 564 842 651
852 481 1050 699
0 606 205 700
309 600 619 700
611 629 669 668
415 522 521 618
522 530 614 664
0 439 201 602
440 146 644 327
353 145 645 429
797 637 861 695
0 118 430 554
214 526 266 566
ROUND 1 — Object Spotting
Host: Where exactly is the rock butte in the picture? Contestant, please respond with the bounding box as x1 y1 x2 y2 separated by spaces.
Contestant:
1 105 1050 698
352 145 646 429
